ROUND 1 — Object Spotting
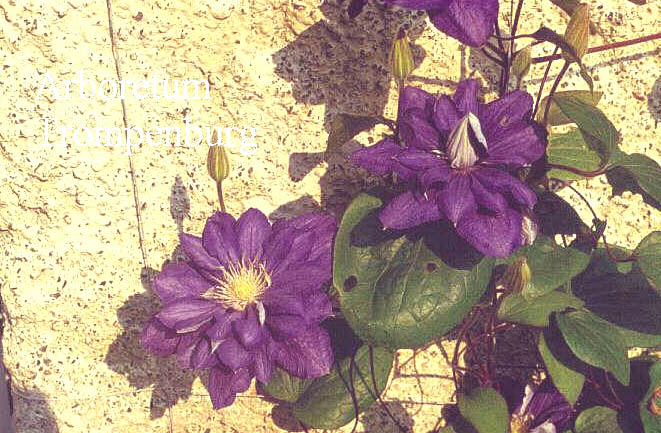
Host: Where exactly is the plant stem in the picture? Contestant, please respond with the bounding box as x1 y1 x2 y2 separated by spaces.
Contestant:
544 162 607 177
542 61 570 125
216 182 227 213
481 47 505 67
532 31 661 64
532 47 559 118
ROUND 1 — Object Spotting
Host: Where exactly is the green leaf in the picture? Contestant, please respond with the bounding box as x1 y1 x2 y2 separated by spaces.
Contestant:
635 231 661 291
333 194 493 349
575 406 624 433
509 236 590 298
556 310 630 385
537 91 602 126
554 94 619 159
457 387 509 433
293 346 394 429
607 153 661 209
547 128 603 181
498 291 584 327
538 333 585 405
641 362 661 433
262 368 314 403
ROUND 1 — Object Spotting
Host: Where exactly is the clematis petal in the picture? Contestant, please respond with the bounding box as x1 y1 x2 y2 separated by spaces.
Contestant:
303 292 333 324
152 262 212 304
232 306 264 348
236 208 271 261
469 174 507 214
157 298 218 332
456 207 523 257
385 0 451 11
141 318 180 357
485 122 546 167
266 314 305 339
350 138 410 178
428 0 499 48
253 335 276 383
201 212 240 266
421 164 452 187
180 233 222 274
230 367 252 393
379 191 442 230
438 173 476 224
395 149 445 171
400 108 441 151
191 337 219 368
472 168 537 208
217 338 253 371
208 367 238 409
274 326 333 378
397 85 437 120
433 94 462 133
479 90 534 136
176 331 203 369
206 311 237 350
269 265 331 295
452 78 481 115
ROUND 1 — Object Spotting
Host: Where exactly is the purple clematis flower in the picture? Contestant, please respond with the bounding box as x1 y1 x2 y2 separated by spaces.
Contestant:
385 0 499 47
141 209 337 409
510 380 573 433
351 79 545 257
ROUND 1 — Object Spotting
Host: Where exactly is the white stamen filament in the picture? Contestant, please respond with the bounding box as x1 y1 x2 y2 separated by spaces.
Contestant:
446 112 488 169
203 260 271 314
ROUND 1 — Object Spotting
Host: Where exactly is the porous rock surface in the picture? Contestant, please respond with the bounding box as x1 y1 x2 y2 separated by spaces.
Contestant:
0 0 659 431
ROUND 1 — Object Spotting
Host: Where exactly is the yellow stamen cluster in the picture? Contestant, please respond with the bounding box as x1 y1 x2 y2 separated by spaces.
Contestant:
204 260 271 311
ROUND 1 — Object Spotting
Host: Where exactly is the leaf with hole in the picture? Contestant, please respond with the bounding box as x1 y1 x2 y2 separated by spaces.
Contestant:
292 346 394 429
333 193 493 349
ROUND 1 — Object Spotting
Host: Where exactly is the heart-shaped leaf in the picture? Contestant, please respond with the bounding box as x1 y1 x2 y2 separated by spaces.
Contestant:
262 367 314 403
457 387 509 433
538 332 585 405
574 406 624 433
498 291 584 327
554 94 619 159
293 346 394 429
635 231 661 291
607 153 661 210
333 193 493 349
556 310 630 385
508 236 590 298
534 190 589 236
537 91 603 126
547 129 604 181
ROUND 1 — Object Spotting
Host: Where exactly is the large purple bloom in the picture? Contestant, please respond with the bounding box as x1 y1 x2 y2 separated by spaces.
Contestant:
510 380 573 433
141 209 337 409
351 80 545 257
385 0 499 47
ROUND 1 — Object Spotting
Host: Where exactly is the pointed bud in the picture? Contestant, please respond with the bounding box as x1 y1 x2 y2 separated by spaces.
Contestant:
502 257 532 294
446 112 487 169
391 28 414 86
207 142 230 184
563 3 590 60
511 45 532 80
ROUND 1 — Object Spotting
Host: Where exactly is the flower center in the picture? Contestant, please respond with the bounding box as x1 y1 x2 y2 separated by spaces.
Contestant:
204 260 271 311
446 112 488 169
509 413 534 433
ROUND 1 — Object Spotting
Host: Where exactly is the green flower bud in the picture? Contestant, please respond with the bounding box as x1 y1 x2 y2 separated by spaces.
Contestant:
502 257 532 294
391 28 414 86
207 143 230 184
511 45 532 80
563 3 590 60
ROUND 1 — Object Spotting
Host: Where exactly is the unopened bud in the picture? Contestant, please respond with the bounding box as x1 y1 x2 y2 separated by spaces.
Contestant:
391 28 414 86
207 141 230 183
502 257 532 293
563 3 590 60
511 45 532 80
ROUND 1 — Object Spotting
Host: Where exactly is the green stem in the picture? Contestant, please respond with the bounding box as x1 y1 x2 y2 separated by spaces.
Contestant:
217 181 227 213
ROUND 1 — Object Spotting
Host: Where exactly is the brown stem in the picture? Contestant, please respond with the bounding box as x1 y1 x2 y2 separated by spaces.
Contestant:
532 31 661 64
545 162 607 177
542 61 570 125
532 47 559 118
